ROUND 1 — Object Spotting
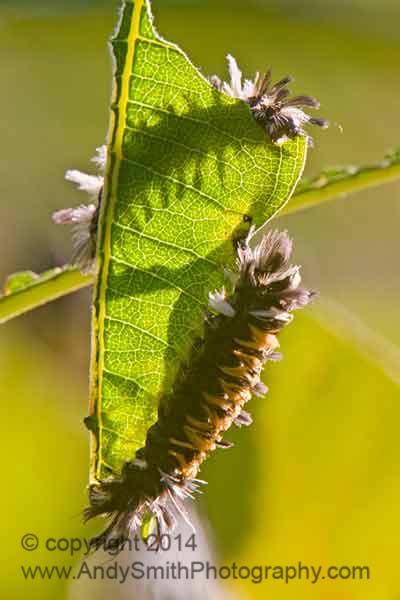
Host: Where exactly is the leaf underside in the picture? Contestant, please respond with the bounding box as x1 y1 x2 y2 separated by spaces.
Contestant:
1 145 399 326
90 0 307 480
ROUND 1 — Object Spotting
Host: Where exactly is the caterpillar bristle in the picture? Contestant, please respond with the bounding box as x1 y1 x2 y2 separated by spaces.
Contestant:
253 381 269 397
85 230 314 550
210 56 329 145
234 409 253 427
216 439 234 449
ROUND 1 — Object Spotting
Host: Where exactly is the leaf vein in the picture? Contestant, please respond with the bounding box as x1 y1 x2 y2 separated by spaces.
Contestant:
113 220 219 266
105 315 172 348
101 426 142 445
110 256 205 306
124 122 243 178
120 155 232 214
127 99 255 145
103 367 153 396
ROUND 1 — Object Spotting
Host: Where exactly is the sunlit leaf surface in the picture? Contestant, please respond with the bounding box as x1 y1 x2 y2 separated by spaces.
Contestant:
90 0 307 479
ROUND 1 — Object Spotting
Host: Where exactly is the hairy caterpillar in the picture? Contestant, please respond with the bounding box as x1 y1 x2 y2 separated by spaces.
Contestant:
210 54 328 145
53 56 329 275
52 145 106 274
85 230 314 548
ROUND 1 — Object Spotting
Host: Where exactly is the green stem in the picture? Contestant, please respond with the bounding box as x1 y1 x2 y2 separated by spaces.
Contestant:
0 268 93 325
281 161 400 216
1 155 400 325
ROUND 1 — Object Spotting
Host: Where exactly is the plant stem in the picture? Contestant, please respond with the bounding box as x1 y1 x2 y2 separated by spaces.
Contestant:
1 156 400 325
281 160 400 216
0 268 93 325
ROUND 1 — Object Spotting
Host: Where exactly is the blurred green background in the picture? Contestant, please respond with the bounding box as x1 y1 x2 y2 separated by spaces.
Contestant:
1 1 399 598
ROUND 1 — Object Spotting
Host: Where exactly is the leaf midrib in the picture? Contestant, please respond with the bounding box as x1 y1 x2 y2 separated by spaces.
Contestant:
94 0 146 481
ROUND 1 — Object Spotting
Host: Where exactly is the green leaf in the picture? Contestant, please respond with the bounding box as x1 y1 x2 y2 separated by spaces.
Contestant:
2 145 398 327
0 267 92 325
281 146 400 216
2 147 398 325
89 0 307 480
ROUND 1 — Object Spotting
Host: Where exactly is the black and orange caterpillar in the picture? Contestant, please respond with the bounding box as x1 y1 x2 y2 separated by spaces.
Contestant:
85 230 314 546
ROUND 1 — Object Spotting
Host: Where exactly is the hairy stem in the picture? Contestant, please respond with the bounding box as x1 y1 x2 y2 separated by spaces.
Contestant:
1 154 400 325
281 159 400 216
0 268 93 325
